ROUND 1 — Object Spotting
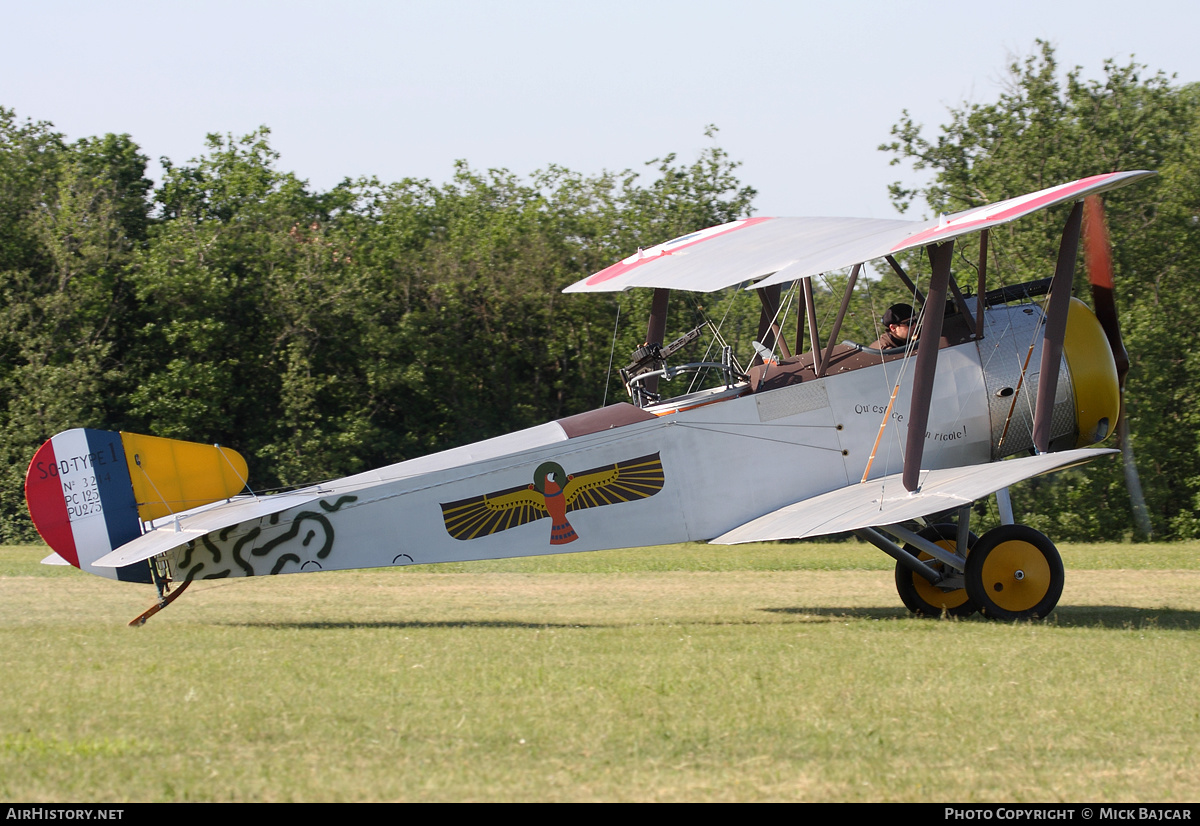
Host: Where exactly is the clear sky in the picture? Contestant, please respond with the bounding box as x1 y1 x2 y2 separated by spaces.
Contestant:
3 0 1196 222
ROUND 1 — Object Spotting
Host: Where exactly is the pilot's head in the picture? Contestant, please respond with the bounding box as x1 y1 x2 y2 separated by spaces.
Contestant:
882 304 916 340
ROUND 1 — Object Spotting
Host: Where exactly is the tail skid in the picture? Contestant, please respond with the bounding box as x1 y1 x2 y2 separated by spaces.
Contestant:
129 579 192 626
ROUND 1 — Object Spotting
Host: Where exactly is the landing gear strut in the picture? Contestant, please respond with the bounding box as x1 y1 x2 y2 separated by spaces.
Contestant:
894 523 978 617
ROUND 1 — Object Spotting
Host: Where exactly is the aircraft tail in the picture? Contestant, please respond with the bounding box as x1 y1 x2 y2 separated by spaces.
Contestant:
24 429 248 582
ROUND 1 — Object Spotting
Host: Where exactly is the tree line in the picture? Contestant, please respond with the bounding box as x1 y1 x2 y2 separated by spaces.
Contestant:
2 43 1197 542
0 119 757 541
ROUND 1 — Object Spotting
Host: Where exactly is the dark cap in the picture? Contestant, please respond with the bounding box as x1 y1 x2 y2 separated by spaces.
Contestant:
882 304 914 327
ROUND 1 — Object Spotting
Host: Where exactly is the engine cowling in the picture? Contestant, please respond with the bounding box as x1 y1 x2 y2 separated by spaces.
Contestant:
981 298 1119 458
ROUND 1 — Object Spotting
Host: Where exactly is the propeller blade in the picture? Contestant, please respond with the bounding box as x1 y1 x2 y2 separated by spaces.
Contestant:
1083 195 1130 389
1083 194 1151 537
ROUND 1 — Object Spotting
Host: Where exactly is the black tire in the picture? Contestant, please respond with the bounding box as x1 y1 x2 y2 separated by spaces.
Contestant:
965 524 1064 620
894 523 978 618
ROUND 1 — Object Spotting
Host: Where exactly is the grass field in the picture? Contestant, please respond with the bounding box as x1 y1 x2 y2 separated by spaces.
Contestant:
2 540 1198 802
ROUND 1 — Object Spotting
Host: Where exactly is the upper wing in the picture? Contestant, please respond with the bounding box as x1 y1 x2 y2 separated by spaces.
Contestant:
563 216 927 294
711 448 1117 544
563 453 665 512
563 171 1154 295
873 171 1156 259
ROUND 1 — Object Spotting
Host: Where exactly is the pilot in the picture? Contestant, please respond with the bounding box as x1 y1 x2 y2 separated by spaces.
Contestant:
868 304 918 350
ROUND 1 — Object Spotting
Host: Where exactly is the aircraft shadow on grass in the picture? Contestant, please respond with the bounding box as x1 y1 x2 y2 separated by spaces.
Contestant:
764 605 1200 629
216 604 1200 632
224 619 601 631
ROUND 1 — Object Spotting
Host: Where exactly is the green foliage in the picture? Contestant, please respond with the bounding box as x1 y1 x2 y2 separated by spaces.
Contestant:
882 42 1200 540
0 117 757 538
0 110 152 541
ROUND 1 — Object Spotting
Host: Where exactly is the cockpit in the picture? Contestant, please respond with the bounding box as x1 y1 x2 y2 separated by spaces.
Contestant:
619 278 1001 416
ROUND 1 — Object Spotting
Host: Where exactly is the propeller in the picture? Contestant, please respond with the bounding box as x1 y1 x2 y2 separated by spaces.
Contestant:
1082 194 1130 438
1083 194 1152 538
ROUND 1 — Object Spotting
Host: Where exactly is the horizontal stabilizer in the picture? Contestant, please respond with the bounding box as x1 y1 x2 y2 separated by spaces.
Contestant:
92 488 328 568
712 448 1117 544
40 552 70 566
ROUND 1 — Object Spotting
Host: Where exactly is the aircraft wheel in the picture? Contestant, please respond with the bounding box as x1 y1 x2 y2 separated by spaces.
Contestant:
895 523 978 617
965 525 1064 620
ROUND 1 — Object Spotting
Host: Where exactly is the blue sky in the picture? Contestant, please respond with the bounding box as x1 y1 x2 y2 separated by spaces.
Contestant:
3 0 1197 221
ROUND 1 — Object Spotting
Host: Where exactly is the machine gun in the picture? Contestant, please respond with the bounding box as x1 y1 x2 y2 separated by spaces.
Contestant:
620 322 745 407
621 323 707 385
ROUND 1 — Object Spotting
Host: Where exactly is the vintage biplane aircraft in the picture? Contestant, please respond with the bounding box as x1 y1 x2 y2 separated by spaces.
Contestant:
24 170 1153 624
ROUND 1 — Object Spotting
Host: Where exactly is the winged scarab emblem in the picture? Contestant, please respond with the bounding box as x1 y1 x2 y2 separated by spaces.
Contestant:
440 453 665 544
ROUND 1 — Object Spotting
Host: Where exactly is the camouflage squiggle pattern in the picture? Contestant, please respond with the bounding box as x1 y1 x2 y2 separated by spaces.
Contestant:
178 495 358 580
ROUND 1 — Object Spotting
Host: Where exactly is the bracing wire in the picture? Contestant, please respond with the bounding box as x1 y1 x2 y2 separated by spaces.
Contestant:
861 251 930 483
684 287 748 394
602 296 622 407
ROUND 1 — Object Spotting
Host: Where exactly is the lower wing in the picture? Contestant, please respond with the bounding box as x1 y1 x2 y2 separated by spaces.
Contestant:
711 448 1117 544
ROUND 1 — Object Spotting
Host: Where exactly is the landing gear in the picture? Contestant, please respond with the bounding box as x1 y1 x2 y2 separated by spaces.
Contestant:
129 579 191 626
894 523 978 617
964 524 1064 620
129 554 190 626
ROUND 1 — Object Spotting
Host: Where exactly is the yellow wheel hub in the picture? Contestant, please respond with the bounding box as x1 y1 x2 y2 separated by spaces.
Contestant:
965 524 1064 620
911 548 972 611
978 540 1053 613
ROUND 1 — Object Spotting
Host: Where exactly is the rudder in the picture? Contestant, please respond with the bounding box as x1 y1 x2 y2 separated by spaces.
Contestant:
25 429 250 583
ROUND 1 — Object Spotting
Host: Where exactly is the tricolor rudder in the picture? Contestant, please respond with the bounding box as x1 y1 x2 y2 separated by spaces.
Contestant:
25 429 149 582
25 428 251 583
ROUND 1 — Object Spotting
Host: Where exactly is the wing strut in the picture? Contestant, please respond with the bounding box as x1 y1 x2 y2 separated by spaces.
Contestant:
1032 201 1083 453
754 284 791 362
885 255 926 305
817 263 861 378
793 282 807 356
902 241 954 492
802 277 823 375
975 229 988 339
642 288 670 397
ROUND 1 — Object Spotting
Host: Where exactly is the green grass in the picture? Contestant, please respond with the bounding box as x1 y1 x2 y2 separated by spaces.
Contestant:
1 541 1198 802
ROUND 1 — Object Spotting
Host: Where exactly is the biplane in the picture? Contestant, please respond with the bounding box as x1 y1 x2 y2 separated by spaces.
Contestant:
24 170 1154 624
